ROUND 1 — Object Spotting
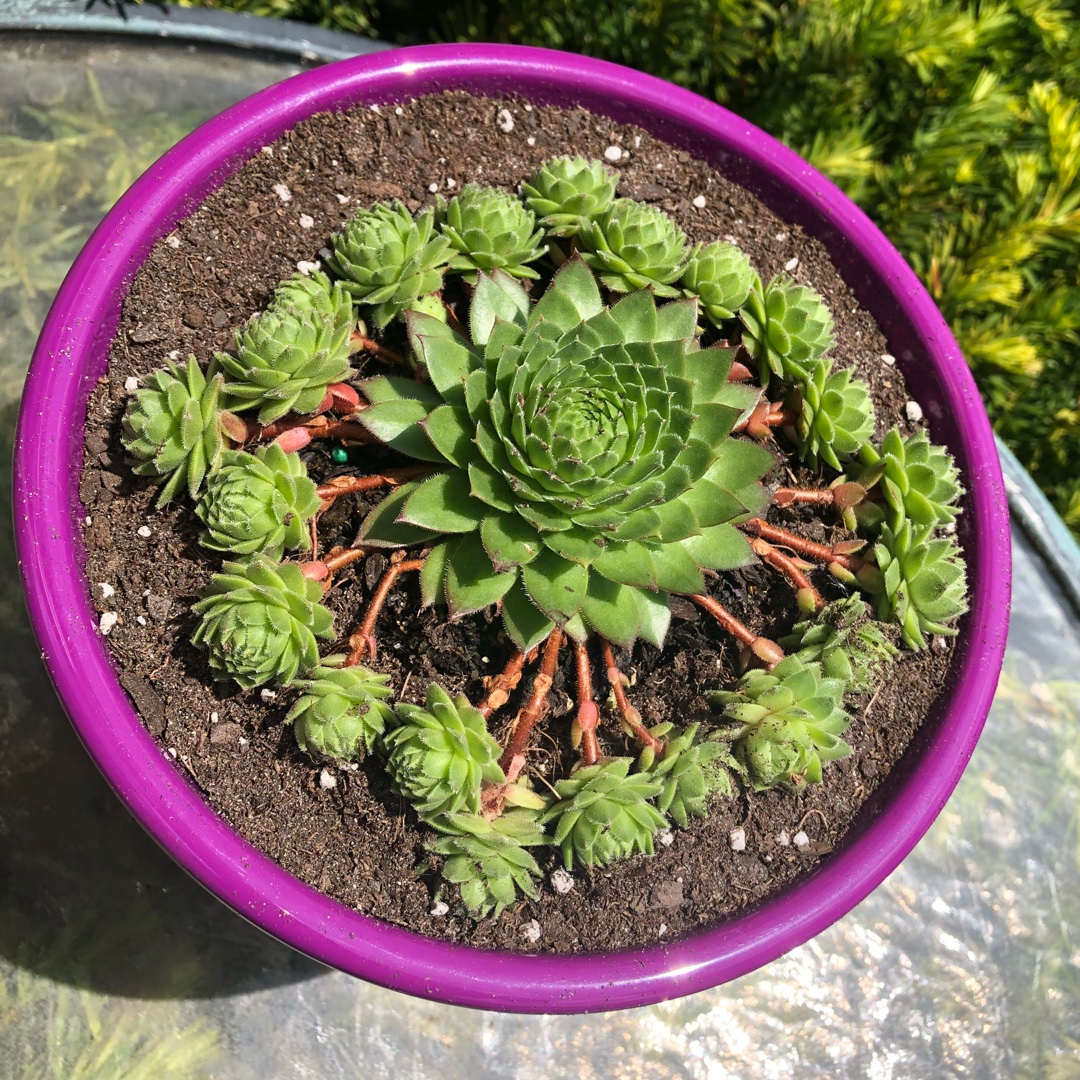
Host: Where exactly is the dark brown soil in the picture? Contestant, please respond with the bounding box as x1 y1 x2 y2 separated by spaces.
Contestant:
79 92 957 953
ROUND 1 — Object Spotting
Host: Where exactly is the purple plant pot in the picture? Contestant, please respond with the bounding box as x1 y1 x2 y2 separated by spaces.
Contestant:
14 44 1010 1013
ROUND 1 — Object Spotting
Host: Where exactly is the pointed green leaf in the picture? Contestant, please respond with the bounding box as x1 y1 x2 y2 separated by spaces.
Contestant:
470 269 530 345
654 497 701 542
422 404 479 467
651 541 706 594
445 533 517 617
481 512 542 570
402 470 485 532
526 257 603 335
681 523 755 570
580 575 641 648
501 582 558 652
360 375 444 408
655 297 700 342
592 541 658 588
420 538 453 607
522 548 589 623
359 399 447 463
608 290 658 342
705 438 775 491
468 461 516 512
357 481 441 548
635 588 671 647
541 526 605 565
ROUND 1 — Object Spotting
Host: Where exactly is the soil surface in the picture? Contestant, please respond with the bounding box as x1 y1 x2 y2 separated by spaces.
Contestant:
80 92 957 953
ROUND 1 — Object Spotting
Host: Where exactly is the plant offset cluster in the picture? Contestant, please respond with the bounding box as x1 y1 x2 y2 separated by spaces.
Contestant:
119 151 970 922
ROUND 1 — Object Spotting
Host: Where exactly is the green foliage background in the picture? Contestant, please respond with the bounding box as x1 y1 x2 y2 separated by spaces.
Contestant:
184 0 1080 533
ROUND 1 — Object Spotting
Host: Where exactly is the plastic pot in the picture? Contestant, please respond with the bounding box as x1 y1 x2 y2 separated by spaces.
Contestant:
14 44 1010 1014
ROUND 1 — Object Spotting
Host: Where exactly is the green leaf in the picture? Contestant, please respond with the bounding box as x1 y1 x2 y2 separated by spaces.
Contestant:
705 438 775 492
468 461 516 512
470 269 530 345
635 588 671 647
422 404 479 467
608 289 658 342
501 582 558 652
651 542 706 594
481 512 543 570
359 400 447 463
420 539 452 607
526 257 603 336
592 541 658 588
413 332 477 401
681 524 755 570
357 481 440 548
683 349 734 407
360 375 444 408
655 297 700 342
580 575 641 648
522 548 589 622
445 533 518 617
654 497 701 542
402 471 485 532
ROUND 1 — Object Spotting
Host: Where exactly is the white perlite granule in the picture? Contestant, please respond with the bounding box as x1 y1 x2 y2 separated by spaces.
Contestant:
298 213 314 229
692 195 707 209
98 612 118 635
550 869 575 895
604 145 623 162
729 827 747 852
881 353 896 366
136 525 151 538
496 108 514 133
98 582 115 599
124 376 139 392
430 901 450 917
905 400 924 423
793 830 810 849
785 256 800 272
296 260 320 276
319 769 337 790
522 919 541 943
272 183 292 203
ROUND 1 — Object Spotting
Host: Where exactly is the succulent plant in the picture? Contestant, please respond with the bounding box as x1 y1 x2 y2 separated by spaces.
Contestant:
520 155 619 237
214 270 354 424
781 596 899 692
286 655 395 761
868 520 969 649
384 684 505 818
191 555 335 689
791 362 875 471
438 184 546 282
121 356 226 506
740 274 835 384
857 427 963 530
195 443 320 559
709 656 851 792
680 240 755 326
329 201 452 328
579 198 690 296
639 722 740 828
543 757 667 869
355 259 772 651
428 810 549 918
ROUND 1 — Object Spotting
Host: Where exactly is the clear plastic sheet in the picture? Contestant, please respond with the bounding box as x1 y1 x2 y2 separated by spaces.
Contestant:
1 35 1075 1079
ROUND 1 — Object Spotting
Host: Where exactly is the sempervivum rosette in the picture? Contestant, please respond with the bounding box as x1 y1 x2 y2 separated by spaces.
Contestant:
191 555 335 689
355 259 773 651
121 356 226 506
328 201 452 328
195 443 320 559
521 155 619 237
579 198 690 297
215 270 354 424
